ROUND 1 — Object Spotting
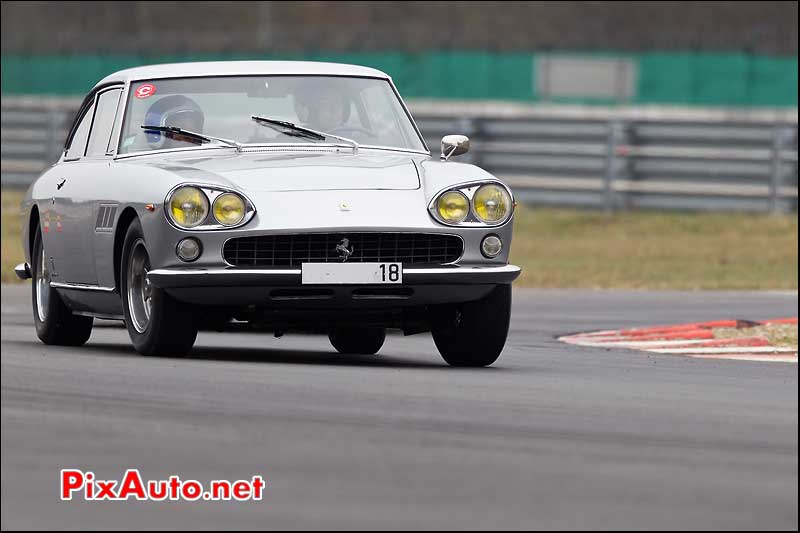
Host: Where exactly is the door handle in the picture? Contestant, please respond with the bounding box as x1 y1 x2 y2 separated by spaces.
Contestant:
57 178 66 190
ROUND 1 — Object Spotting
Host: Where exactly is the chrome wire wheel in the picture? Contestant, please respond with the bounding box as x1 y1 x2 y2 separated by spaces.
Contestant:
35 243 50 322
127 239 152 334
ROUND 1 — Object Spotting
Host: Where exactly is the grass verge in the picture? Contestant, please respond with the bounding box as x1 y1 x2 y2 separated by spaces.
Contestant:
2 189 798 289
510 204 798 290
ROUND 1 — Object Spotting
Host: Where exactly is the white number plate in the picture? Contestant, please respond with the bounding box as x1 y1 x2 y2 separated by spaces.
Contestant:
301 262 403 284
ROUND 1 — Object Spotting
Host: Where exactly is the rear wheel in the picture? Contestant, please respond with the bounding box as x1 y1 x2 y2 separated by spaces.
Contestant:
431 284 511 367
328 327 386 355
31 226 93 346
120 219 197 356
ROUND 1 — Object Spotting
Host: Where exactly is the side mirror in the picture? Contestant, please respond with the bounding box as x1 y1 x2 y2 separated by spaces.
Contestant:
440 135 470 161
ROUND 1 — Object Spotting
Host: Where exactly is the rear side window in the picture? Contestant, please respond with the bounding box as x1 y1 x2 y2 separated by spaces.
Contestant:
65 102 95 160
86 88 122 157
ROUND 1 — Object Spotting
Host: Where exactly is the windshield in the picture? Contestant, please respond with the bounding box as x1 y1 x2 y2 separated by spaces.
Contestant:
118 76 426 154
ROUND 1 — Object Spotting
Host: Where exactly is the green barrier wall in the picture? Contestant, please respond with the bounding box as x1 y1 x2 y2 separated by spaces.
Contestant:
2 51 797 107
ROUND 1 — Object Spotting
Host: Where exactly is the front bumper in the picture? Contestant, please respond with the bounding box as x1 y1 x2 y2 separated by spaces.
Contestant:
146 264 521 307
148 264 521 288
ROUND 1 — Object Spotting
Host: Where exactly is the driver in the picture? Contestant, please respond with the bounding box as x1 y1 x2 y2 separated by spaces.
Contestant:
294 87 350 132
143 95 205 149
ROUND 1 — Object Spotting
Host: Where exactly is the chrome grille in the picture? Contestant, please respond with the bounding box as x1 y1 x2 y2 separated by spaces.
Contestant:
223 233 463 267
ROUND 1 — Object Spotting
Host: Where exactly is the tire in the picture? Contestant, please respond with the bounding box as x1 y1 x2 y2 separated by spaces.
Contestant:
328 327 386 355
31 226 93 346
120 219 197 356
431 284 511 367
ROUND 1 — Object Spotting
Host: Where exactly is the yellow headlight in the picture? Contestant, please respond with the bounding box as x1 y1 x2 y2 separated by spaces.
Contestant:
473 184 511 224
437 191 469 223
212 193 246 226
169 186 209 228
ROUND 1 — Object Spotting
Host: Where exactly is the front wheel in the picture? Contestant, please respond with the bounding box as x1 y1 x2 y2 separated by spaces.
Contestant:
431 284 511 367
120 219 197 356
31 226 93 346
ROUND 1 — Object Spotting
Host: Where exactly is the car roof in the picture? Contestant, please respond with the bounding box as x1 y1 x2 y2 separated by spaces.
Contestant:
94 61 391 88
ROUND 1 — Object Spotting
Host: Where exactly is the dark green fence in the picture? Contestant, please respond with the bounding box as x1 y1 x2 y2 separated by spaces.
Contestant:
2 51 797 107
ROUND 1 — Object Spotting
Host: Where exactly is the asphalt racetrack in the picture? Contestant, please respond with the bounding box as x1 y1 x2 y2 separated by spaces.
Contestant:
1 284 797 530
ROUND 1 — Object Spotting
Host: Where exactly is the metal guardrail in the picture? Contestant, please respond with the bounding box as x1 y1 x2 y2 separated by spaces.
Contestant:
2 97 797 212
413 102 798 213
1 98 74 188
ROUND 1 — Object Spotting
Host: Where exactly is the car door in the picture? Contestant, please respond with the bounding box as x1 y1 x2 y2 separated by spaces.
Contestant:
48 97 97 285
81 86 124 290
53 86 123 286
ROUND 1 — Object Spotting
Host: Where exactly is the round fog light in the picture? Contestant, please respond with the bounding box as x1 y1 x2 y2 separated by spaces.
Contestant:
176 238 202 262
481 235 502 258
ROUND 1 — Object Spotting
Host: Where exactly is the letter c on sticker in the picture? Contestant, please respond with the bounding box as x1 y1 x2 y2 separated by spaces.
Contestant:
135 84 156 99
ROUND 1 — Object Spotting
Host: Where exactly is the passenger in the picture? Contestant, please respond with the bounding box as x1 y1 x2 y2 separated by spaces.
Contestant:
294 87 351 132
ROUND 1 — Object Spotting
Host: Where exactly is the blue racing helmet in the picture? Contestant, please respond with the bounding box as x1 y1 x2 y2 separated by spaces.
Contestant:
144 95 204 148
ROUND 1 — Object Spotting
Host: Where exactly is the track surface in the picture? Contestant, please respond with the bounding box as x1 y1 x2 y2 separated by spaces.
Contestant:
1 284 797 530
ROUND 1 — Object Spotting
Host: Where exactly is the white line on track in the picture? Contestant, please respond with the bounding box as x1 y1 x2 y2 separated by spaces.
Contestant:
559 338 715 348
680 353 798 363
646 346 798 354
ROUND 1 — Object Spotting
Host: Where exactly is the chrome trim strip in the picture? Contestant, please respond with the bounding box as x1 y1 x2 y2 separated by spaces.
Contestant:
358 145 430 156
150 268 302 276
115 144 235 160
107 83 128 157
403 265 521 275
50 282 117 292
114 143 430 160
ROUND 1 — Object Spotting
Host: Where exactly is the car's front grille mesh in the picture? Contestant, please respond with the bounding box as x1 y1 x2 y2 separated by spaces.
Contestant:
223 233 463 267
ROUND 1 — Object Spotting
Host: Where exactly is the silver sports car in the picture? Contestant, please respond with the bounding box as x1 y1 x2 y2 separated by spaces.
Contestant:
15 61 520 366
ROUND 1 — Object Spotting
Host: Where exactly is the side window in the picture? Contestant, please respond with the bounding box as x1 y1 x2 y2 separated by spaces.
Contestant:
64 102 95 161
86 88 122 157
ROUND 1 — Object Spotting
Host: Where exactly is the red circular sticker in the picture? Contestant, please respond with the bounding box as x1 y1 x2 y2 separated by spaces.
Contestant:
135 84 156 99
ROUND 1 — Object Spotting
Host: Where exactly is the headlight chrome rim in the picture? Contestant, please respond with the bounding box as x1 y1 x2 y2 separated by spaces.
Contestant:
167 186 209 229
212 192 246 227
428 181 514 227
471 183 512 225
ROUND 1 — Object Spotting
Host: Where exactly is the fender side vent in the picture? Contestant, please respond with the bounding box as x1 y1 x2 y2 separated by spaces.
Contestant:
95 204 118 232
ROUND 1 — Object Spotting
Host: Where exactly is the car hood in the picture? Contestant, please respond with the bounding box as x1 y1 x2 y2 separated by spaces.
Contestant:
140 150 422 192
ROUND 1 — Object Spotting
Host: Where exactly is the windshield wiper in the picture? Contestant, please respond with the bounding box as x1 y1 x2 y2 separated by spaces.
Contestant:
141 125 242 152
251 116 359 154
250 117 324 141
